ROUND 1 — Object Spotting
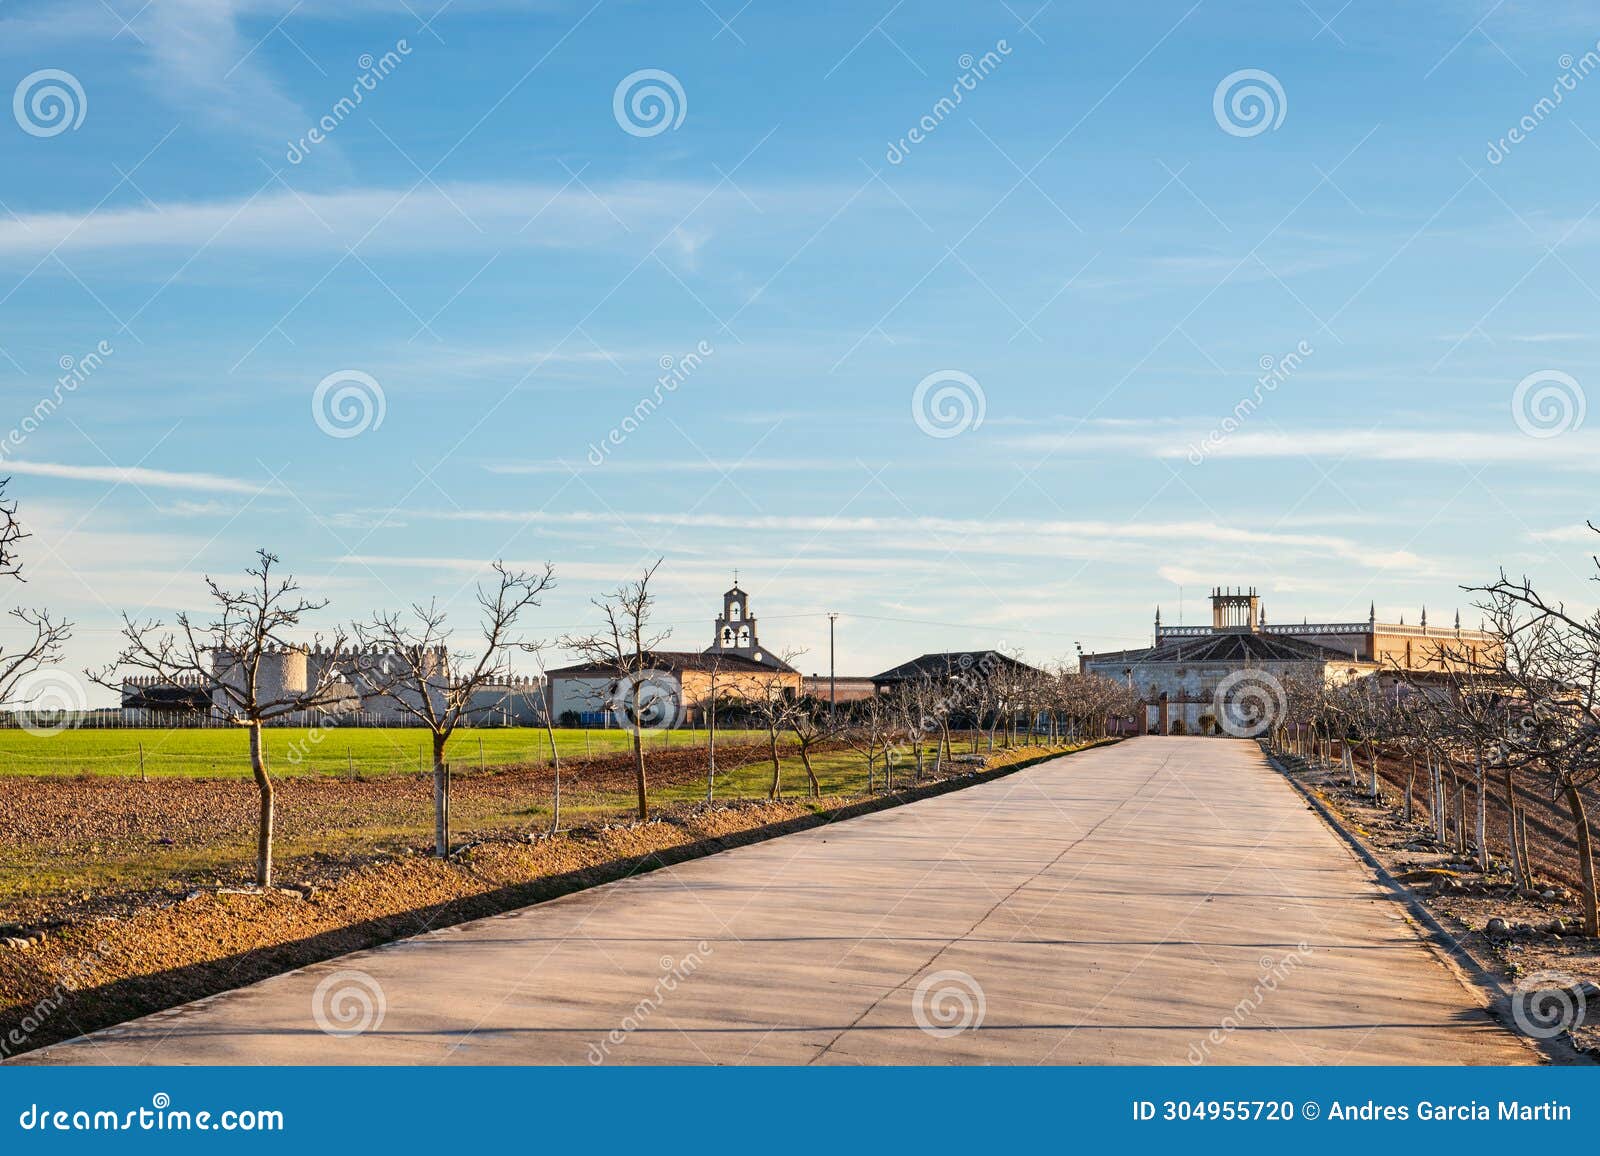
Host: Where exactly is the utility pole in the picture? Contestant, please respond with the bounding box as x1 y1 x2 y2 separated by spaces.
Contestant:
828 612 838 721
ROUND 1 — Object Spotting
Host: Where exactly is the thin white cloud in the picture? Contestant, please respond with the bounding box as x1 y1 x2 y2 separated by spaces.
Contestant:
1529 523 1600 543
0 179 837 259
1006 425 1600 467
1 460 281 494
486 458 848 476
384 506 1425 572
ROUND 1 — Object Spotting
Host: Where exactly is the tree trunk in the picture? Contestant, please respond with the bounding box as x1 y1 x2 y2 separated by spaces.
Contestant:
1367 746 1379 800
1440 755 1452 838
1504 767 1527 888
1562 783 1598 937
1473 749 1488 872
249 721 274 887
432 731 449 857
632 730 648 820
1404 758 1416 824
707 686 717 803
799 745 820 797
767 731 781 800
1519 806 1534 885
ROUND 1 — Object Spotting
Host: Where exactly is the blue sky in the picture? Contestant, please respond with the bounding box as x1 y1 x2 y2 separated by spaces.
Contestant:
2 0 1599 700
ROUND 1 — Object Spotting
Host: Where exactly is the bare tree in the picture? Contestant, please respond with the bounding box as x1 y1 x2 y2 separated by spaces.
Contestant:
528 646 564 832
95 550 347 886
0 481 72 711
845 692 898 792
358 561 555 856
1467 567 1600 934
559 560 668 821
741 649 805 799
788 697 837 797
683 651 729 803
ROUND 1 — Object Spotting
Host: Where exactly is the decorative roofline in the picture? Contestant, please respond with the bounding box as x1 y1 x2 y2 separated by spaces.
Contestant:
1155 621 1496 642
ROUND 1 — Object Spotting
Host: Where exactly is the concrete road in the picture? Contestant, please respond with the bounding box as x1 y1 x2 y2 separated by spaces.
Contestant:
22 737 1536 1065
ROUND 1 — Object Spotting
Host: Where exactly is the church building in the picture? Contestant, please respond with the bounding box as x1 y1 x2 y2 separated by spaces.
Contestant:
545 579 800 725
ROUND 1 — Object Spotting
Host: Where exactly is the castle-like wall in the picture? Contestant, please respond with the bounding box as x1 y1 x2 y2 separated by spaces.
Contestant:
121 643 546 725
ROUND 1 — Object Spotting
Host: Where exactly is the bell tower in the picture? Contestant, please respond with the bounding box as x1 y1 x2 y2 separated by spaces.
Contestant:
711 577 760 657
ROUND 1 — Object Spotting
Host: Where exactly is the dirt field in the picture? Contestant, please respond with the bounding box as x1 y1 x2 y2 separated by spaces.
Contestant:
0 739 1101 1059
1283 748 1599 1057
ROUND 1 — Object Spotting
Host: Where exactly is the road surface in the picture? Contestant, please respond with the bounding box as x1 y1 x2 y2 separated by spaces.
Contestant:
22 737 1535 1065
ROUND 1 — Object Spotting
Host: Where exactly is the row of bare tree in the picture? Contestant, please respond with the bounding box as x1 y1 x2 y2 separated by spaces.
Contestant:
1260 536 1600 936
0 496 1143 891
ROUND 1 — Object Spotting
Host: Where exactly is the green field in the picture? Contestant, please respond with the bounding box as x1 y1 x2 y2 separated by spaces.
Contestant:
0 726 740 778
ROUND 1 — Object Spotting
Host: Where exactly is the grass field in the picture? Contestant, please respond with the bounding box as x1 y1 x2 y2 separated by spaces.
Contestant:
0 726 739 778
0 728 1089 913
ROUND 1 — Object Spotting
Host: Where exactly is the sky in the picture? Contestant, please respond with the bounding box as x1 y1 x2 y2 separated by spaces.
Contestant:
2 0 1600 704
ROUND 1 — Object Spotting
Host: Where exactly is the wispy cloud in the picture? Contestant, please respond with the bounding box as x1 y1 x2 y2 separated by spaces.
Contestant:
386 506 1427 572
1006 424 1600 467
486 458 848 476
0 179 840 259
1 459 281 494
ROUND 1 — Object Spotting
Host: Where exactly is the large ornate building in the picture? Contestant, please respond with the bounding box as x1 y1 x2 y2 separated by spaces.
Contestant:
1079 586 1498 736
